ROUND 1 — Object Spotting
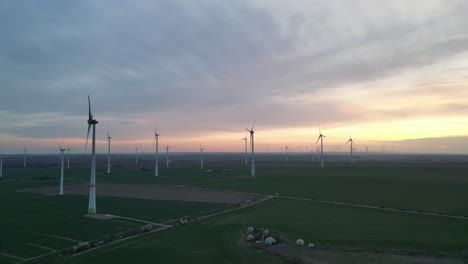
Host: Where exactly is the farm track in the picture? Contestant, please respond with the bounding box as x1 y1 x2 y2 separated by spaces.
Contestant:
66 195 274 264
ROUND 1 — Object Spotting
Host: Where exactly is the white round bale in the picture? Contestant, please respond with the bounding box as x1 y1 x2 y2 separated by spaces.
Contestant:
296 239 304 246
264 237 276 245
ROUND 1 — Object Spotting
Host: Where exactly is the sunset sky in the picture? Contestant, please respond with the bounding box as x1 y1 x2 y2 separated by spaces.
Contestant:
1 0 468 154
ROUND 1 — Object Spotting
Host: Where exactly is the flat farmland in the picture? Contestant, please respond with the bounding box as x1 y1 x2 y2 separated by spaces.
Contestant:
2 153 468 263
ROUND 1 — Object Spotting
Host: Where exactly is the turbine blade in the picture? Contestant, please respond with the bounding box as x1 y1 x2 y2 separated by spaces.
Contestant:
88 95 92 120
251 120 256 130
245 128 250 132
346 139 351 144
85 124 91 152
316 136 321 144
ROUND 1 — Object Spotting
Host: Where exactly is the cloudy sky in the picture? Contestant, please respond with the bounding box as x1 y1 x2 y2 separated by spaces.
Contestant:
1 0 468 154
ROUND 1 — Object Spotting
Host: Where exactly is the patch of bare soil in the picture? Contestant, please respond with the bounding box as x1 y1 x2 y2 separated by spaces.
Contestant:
18 183 265 204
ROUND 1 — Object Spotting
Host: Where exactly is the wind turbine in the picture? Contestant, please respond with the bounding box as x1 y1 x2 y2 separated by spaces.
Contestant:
154 130 159 177
316 129 325 168
285 146 289 162
67 148 70 169
165 145 169 168
346 135 356 164
135 148 138 166
0 154 3 177
107 132 111 174
200 145 205 170
23 146 27 168
85 95 98 215
59 145 66 195
245 121 256 177
241 136 248 165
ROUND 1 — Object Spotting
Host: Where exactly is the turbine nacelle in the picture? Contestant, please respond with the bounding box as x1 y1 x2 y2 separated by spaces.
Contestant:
85 95 98 152
246 121 256 134
58 144 66 152
316 134 325 144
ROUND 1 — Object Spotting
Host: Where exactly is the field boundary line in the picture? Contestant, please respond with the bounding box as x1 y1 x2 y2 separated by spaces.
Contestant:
0 252 24 261
278 195 468 220
106 214 170 227
23 231 79 242
23 242 56 252
187 175 238 186
111 219 141 226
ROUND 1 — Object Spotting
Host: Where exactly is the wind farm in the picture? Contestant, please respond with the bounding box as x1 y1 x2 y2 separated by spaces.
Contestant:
2 1 468 264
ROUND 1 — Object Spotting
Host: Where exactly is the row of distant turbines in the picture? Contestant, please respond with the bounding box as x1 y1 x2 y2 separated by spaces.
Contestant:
82 95 258 216
0 96 358 216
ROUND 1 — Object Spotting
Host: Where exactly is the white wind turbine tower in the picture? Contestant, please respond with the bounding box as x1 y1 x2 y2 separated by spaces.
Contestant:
241 136 248 165
154 131 159 177
135 148 138 165
245 121 256 177
200 145 205 170
59 145 66 195
165 145 170 168
0 154 3 177
346 135 356 164
107 132 111 174
85 95 98 215
67 148 70 169
23 146 27 168
316 129 326 168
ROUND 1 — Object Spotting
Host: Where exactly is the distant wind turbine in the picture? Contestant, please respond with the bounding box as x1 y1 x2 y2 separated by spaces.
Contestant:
107 132 111 174
285 146 289 162
346 135 356 164
245 121 256 177
0 154 3 177
67 148 70 169
154 130 159 177
23 146 27 168
241 136 248 165
200 145 205 170
165 145 170 168
135 148 138 165
316 129 326 168
85 95 98 215
59 144 66 195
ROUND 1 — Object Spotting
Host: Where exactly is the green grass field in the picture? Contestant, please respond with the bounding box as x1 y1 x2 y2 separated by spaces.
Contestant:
0 169 232 263
67 198 468 264
1 156 468 263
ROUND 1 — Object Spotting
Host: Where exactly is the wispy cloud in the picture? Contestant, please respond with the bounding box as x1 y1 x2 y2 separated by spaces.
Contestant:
1 0 468 153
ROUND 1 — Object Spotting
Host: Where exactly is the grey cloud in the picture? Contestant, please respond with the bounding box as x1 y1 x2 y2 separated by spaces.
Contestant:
1 0 468 143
